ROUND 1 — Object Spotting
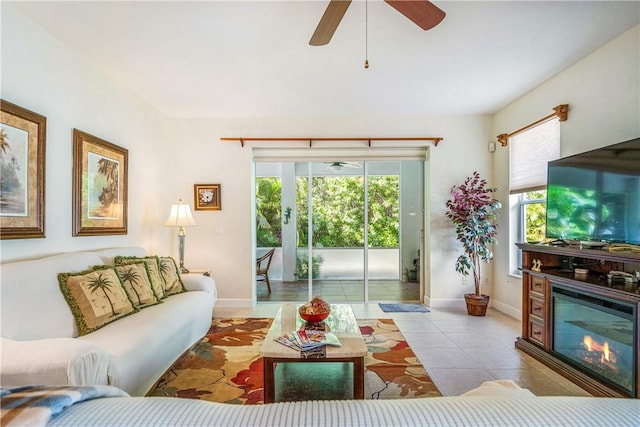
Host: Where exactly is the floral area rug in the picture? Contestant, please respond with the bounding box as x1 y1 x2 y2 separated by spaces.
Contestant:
148 317 441 404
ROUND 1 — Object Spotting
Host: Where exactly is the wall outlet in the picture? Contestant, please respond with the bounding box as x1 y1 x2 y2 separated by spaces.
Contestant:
462 277 467 286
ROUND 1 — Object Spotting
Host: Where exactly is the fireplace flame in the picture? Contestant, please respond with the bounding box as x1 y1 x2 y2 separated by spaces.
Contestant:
582 335 617 364
603 341 610 362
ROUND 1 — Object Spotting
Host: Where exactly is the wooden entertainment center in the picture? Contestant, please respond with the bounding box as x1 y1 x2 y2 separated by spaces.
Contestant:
516 243 640 398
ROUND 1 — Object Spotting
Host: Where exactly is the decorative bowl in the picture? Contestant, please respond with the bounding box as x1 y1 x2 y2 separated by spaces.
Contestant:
299 310 329 324
299 296 330 323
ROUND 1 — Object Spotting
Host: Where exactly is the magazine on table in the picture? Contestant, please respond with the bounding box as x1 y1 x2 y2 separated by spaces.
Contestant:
274 330 341 351
275 335 300 351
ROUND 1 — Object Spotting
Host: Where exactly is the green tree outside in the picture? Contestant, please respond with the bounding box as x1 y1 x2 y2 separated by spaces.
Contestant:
256 177 282 247
524 190 547 242
255 174 400 249
294 176 399 248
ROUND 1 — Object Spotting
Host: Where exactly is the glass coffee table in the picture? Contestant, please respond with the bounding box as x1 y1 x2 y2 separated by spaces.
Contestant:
261 303 367 403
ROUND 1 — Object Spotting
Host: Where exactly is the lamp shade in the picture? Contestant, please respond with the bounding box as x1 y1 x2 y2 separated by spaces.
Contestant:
164 199 196 227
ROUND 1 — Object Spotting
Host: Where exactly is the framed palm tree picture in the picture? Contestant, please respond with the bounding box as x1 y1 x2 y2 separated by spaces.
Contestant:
0 100 46 239
72 129 128 236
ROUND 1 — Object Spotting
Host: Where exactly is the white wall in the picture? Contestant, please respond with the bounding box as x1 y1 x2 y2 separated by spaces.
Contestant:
491 25 640 319
0 5 176 262
173 115 493 307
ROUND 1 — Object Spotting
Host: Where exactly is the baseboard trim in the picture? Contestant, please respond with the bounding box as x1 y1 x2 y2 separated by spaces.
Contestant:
427 298 465 309
491 300 522 321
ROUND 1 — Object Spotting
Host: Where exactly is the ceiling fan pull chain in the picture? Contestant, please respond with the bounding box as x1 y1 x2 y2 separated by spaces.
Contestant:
364 0 369 68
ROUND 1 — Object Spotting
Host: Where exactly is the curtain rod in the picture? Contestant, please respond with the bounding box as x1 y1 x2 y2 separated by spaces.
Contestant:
220 137 443 148
497 104 569 147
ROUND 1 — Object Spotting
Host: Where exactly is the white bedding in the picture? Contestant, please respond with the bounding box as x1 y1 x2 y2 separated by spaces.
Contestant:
47 395 640 427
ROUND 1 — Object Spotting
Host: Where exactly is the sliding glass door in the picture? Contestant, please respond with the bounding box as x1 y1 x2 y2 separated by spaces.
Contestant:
255 159 423 304
296 161 366 303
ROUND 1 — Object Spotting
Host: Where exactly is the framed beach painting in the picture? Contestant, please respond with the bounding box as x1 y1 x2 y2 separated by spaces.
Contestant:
72 129 128 236
0 100 46 239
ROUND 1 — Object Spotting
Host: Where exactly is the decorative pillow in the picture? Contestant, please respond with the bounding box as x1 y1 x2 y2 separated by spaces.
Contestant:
114 256 165 299
58 265 137 336
115 262 162 308
158 256 187 296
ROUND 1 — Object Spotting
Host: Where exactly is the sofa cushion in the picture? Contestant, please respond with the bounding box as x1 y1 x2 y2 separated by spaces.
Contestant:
58 266 138 336
114 262 161 308
114 256 165 299
158 257 186 296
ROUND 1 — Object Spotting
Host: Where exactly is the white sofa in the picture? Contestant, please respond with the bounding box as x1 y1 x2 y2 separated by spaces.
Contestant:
0 247 216 396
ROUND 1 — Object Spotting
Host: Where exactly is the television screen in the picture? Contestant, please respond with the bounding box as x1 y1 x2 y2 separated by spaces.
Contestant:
545 138 640 244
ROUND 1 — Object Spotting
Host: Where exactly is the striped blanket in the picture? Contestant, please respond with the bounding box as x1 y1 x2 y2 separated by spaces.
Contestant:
1 385 128 427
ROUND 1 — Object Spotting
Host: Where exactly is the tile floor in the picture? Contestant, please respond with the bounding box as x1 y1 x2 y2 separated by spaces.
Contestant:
213 304 592 397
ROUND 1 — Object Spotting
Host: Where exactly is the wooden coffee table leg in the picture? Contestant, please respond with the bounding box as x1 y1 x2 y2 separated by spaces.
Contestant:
353 356 364 399
263 357 275 403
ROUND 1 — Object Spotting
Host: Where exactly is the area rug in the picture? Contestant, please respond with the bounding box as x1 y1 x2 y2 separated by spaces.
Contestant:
148 317 440 404
378 303 430 313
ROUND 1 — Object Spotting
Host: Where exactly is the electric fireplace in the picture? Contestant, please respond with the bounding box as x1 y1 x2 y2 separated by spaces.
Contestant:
552 284 637 396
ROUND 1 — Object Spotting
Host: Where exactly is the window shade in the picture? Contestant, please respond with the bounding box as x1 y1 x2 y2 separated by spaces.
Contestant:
509 117 560 194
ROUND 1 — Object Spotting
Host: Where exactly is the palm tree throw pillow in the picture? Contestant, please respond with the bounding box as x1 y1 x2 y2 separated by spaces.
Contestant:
158 257 187 296
115 262 161 308
114 256 165 300
58 266 138 336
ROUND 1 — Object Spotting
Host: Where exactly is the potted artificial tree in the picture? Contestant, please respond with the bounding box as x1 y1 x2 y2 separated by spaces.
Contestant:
445 172 502 316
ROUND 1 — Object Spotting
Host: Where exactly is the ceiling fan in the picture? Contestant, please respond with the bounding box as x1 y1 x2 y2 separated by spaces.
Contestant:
310 0 446 46
325 161 363 172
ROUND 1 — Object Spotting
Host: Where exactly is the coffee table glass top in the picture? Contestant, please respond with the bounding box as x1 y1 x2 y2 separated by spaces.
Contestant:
261 304 367 359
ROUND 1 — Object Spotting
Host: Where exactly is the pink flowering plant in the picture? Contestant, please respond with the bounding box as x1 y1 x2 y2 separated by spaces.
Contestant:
445 172 502 296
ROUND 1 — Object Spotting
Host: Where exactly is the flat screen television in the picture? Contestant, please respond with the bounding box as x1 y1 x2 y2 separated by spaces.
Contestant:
545 137 640 245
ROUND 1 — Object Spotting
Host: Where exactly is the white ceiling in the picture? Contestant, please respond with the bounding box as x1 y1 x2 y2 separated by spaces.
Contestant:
8 1 639 119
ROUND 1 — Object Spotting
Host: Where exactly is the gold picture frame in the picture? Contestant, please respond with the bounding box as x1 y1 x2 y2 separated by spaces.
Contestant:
194 184 221 211
0 100 46 239
72 129 128 236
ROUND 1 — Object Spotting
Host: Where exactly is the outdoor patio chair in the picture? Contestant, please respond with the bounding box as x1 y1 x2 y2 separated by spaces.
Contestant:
256 248 275 294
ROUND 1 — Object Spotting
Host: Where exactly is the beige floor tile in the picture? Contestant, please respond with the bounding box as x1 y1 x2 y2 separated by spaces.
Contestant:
486 367 592 397
401 331 459 348
419 347 480 369
460 346 532 370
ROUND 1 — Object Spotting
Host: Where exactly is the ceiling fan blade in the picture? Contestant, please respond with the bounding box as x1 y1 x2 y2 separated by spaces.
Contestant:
309 0 352 46
384 0 445 31
344 161 362 169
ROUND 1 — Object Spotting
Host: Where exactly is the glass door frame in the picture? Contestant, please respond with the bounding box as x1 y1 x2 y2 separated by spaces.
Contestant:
252 147 430 306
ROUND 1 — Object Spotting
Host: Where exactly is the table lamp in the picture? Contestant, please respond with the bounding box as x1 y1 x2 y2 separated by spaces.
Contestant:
164 198 197 273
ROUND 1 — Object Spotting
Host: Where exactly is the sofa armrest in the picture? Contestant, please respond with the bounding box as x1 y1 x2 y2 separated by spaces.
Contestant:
0 337 110 387
181 273 216 295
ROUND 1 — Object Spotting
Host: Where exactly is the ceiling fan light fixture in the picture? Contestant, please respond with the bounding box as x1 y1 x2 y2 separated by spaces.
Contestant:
327 162 343 172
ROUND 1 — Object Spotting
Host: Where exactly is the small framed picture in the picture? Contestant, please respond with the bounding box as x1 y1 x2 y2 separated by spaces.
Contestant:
194 184 221 211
